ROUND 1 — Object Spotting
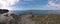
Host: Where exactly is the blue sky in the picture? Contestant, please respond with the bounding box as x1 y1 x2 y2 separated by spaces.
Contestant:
11 0 50 10
0 0 59 10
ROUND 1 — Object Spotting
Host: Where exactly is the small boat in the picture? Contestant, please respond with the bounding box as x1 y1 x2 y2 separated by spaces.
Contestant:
0 9 9 14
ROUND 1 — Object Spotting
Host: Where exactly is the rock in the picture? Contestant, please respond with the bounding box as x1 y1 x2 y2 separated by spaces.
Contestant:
0 9 9 14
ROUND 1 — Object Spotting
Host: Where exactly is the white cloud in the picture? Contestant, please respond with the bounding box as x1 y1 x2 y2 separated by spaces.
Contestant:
0 0 19 10
48 0 60 10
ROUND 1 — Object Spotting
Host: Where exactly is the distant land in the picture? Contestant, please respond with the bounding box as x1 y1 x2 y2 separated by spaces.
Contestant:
0 9 9 14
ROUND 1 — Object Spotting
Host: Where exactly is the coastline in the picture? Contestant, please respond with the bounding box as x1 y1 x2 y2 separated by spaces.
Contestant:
0 11 60 24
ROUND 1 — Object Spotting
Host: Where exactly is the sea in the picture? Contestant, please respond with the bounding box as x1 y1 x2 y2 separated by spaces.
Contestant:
0 10 60 18
9 10 48 14
8 10 60 14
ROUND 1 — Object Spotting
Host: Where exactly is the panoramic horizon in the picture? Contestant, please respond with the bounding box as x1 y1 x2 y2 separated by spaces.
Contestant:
0 0 60 10
0 0 60 24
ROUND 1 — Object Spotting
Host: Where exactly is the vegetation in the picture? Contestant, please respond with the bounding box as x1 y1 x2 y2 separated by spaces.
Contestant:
9 13 60 24
30 14 60 24
1 12 60 24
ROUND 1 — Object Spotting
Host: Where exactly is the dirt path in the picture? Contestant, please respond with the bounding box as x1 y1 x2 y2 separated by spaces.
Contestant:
21 14 35 24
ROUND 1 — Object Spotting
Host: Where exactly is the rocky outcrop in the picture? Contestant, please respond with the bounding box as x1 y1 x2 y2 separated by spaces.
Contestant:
0 9 9 14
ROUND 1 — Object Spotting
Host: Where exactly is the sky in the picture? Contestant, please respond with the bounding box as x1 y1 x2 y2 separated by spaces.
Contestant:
0 0 60 10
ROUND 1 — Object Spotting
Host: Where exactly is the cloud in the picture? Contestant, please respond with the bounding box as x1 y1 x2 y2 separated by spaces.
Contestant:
0 0 19 10
48 0 60 10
